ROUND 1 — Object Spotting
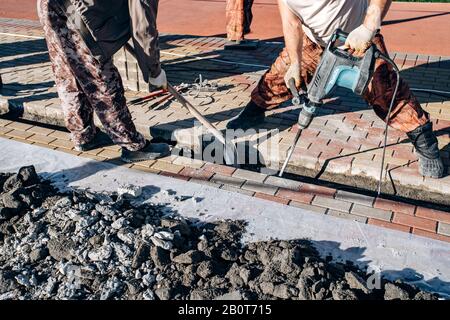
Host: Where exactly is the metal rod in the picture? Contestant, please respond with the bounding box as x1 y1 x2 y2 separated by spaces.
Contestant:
279 128 302 177
124 43 237 166
167 84 237 166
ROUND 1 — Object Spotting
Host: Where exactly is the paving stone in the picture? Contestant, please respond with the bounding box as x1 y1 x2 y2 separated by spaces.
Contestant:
151 161 184 174
412 229 450 244
202 163 236 176
415 206 450 224
27 134 56 145
289 202 327 214
335 190 375 207
179 167 214 181
97 149 120 159
241 181 278 195
159 171 191 181
220 184 254 196
327 210 368 223
210 174 245 188
5 121 33 131
264 175 302 190
232 169 267 183
49 130 71 140
374 198 416 215
351 204 393 222
26 126 55 136
437 222 450 237
276 189 314 204
173 157 205 168
368 218 411 233
6 129 34 140
312 196 352 213
254 193 289 205
392 213 437 233
0 126 13 135
301 184 336 198
131 164 160 174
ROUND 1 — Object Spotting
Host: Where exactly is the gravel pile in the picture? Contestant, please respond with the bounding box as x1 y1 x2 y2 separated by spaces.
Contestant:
0 166 438 300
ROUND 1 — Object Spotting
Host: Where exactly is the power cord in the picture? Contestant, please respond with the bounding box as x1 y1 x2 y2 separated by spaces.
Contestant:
375 51 401 195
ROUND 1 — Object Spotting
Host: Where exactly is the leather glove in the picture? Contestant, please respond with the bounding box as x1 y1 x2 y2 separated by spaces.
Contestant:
284 61 301 88
344 24 376 56
149 69 167 89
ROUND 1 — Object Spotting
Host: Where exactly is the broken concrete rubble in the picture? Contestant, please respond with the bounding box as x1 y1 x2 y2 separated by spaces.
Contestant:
0 166 440 300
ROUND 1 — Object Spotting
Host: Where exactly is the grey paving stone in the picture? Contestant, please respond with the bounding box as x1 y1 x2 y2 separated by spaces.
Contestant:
351 204 393 222
312 196 352 213
220 184 255 196
289 202 327 215
232 169 267 183
327 210 368 224
210 174 245 188
264 175 302 190
335 190 375 207
438 222 450 237
241 181 278 195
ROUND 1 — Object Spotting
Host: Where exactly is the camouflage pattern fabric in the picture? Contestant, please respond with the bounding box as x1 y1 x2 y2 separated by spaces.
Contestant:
226 0 254 41
37 0 146 150
251 34 429 133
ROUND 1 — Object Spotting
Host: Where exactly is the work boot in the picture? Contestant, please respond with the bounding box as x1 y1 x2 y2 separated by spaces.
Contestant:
226 101 266 130
120 141 171 163
406 122 445 179
74 131 110 152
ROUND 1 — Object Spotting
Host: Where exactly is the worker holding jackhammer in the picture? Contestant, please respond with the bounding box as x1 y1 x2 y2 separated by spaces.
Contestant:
226 0 254 45
227 0 444 179
37 0 170 163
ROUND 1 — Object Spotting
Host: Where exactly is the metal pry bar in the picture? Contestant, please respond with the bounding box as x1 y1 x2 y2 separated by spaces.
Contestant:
124 43 238 166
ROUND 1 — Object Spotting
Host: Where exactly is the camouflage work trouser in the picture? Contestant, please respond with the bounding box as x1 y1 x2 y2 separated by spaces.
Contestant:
251 34 429 133
37 0 146 150
226 0 254 41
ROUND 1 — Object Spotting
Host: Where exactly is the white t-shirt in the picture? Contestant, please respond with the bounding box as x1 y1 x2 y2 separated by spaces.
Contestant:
283 0 369 47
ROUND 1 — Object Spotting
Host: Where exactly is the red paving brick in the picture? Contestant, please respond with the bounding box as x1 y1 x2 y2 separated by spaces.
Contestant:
412 228 450 244
202 163 236 176
179 167 214 181
374 198 416 215
276 188 315 205
299 183 337 198
393 213 437 233
368 218 412 233
415 207 450 225
254 193 290 205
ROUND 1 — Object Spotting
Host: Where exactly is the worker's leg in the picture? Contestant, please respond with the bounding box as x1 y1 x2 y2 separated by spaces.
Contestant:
226 0 245 41
38 0 96 146
243 0 254 35
227 36 323 130
364 34 429 132
38 0 145 151
364 34 444 178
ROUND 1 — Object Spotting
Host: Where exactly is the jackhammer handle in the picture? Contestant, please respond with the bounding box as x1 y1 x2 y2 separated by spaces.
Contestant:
287 78 301 106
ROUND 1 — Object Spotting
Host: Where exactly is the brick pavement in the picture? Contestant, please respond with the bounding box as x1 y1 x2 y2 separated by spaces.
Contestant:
0 18 449 205
0 118 449 244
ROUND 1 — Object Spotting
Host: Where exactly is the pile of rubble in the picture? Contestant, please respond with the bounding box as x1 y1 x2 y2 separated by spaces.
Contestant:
0 166 438 300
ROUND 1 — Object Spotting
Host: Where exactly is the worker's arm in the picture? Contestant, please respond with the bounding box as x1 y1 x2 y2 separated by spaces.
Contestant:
278 0 304 87
128 0 167 88
345 0 392 55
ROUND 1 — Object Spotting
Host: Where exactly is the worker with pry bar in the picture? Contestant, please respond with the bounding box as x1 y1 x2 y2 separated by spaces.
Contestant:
37 0 170 163
227 0 445 179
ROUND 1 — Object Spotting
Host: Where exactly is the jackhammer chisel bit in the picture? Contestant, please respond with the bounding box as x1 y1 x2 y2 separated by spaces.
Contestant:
279 79 306 177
